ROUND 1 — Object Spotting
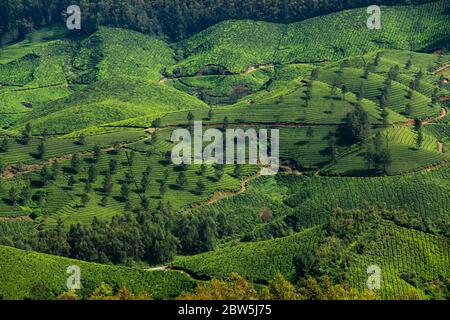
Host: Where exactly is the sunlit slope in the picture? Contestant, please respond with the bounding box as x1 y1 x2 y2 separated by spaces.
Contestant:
0 245 195 300
169 1 449 76
278 1 449 63
173 210 449 299
11 77 207 134
73 27 175 84
0 27 178 130
168 20 285 76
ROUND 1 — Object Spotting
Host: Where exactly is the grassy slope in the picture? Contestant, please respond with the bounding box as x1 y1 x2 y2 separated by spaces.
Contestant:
0 245 196 300
169 1 449 75
172 221 449 299
11 77 208 134
172 226 323 283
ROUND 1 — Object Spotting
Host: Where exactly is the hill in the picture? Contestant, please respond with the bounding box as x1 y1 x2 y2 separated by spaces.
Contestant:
0 245 196 300
168 1 449 76
173 208 449 299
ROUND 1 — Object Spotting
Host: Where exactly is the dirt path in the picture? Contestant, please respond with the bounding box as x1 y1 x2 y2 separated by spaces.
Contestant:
0 82 67 93
144 265 173 271
1 153 74 179
434 63 449 75
0 134 152 179
420 107 446 125
397 107 447 127
158 63 274 84
182 174 259 213
241 64 272 75
0 216 33 222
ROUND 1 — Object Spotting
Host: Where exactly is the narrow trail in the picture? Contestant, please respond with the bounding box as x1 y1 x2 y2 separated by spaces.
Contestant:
0 82 67 93
158 64 274 84
1 153 74 179
182 174 259 213
0 136 150 179
434 63 449 75
397 107 447 127
0 216 33 222
2 106 446 179
241 64 272 75
144 265 173 271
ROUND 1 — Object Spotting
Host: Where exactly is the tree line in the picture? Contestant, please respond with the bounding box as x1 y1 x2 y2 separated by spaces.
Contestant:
0 0 434 44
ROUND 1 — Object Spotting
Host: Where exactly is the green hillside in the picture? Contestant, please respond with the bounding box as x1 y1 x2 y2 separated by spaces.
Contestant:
168 1 449 76
173 209 449 299
0 245 196 300
0 0 449 301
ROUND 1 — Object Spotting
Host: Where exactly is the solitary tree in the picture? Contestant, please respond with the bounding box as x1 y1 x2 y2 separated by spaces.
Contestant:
77 134 86 145
187 111 194 124
195 180 205 195
128 151 136 166
88 165 97 182
374 52 382 66
416 130 423 149
328 135 338 163
84 180 92 193
357 83 365 101
71 154 81 174
19 181 32 204
208 108 214 120
159 181 167 196
176 171 188 189
100 196 108 207
404 104 412 116
163 169 169 180
68 175 77 188
93 145 101 163
42 128 49 141
109 159 118 174
51 161 60 180
120 183 130 201
141 196 150 211
36 140 46 159
198 163 207 175
144 165 152 176
22 123 32 145
0 138 9 152
39 166 51 186
215 166 224 181
310 68 319 80
81 193 90 207
103 174 113 194
141 173 150 193
124 200 133 212
233 164 242 178
405 56 412 70
151 118 161 128
9 186 19 205
223 116 229 130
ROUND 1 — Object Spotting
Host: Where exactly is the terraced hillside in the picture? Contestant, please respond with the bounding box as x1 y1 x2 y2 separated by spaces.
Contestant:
0 0 449 300
0 245 196 300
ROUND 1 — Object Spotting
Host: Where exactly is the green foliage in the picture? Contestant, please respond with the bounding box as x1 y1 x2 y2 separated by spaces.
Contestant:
0 245 196 300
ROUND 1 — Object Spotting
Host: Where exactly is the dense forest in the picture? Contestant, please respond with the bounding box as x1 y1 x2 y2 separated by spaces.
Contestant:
0 0 437 43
